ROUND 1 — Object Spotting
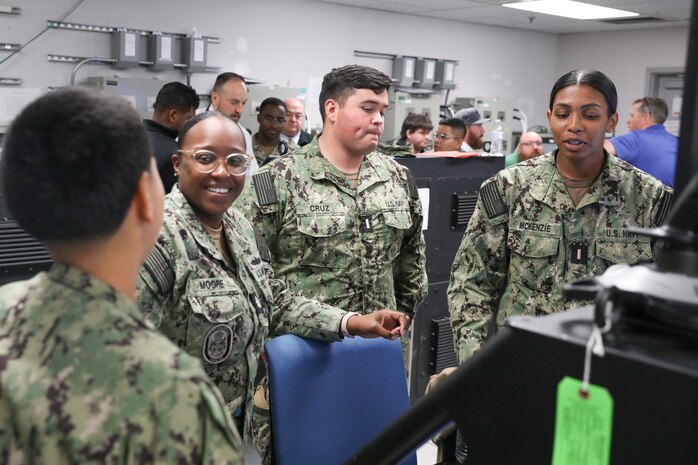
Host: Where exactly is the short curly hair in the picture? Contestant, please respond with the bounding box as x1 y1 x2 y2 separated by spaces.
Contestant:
1 88 152 242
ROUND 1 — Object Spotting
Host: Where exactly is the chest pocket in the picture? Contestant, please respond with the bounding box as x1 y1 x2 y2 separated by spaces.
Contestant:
507 228 561 293
376 202 412 260
297 203 350 269
185 277 252 366
594 236 653 274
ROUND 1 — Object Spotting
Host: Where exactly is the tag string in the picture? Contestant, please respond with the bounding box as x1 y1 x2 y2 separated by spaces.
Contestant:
581 298 613 395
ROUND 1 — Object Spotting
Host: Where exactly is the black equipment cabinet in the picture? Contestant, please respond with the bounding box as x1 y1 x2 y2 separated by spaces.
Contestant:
345 305 698 465
394 155 504 400
0 192 52 286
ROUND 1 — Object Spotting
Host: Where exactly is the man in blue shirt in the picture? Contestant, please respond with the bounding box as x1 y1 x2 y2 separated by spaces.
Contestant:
604 97 677 187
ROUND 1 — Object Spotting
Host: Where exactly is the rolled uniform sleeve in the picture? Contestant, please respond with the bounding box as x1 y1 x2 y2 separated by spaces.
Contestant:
447 178 510 363
267 273 346 341
392 168 428 316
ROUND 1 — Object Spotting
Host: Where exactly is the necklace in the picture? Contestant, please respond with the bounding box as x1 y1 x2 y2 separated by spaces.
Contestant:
202 222 223 239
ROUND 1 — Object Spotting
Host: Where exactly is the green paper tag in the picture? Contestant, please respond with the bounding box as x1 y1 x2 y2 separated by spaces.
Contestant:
551 377 613 465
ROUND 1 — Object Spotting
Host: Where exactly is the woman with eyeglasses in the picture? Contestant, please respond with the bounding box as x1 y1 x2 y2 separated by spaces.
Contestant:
447 69 673 364
136 112 410 440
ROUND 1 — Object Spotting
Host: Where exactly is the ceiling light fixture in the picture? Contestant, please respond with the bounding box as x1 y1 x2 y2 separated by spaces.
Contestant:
502 0 639 20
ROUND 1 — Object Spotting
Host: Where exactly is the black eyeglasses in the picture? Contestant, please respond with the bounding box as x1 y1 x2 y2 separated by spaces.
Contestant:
434 132 461 141
178 150 251 176
260 114 287 125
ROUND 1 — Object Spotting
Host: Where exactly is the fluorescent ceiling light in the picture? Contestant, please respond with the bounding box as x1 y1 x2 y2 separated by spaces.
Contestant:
502 1 639 20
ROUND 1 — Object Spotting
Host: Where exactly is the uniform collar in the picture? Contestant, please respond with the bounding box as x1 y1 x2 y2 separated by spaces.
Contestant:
644 124 665 133
253 134 283 154
143 119 179 139
48 262 145 324
304 137 391 195
529 151 622 215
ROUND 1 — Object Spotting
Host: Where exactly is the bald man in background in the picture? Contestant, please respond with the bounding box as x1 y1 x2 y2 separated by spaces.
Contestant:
505 131 546 167
281 97 314 147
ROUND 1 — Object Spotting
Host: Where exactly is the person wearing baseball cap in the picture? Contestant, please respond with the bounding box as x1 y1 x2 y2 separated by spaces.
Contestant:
455 107 491 151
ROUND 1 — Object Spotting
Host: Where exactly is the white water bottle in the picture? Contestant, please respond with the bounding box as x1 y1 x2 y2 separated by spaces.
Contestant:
490 126 504 156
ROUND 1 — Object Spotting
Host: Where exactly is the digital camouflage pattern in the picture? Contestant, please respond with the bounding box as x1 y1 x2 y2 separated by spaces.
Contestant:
136 185 346 441
448 152 672 363
252 138 289 166
375 142 416 158
0 263 242 465
236 137 428 317
237 138 427 464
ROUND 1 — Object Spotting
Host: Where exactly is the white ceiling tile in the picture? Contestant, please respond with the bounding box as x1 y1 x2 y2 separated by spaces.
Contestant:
309 0 692 33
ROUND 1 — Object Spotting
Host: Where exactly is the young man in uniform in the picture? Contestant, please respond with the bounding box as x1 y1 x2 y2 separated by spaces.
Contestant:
252 97 290 166
0 88 243 464
237 64 428 463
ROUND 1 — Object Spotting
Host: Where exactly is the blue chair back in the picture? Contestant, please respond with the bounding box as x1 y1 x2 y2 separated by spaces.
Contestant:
265 335 417 465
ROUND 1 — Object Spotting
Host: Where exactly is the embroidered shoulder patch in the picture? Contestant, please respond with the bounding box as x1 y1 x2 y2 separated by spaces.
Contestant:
253 171 278 206
480 182 506 219
142 244 174 295
653 190 673 227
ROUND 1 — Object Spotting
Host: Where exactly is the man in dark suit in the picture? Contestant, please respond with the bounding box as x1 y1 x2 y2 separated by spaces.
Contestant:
143 82 199 192
281 97 313 147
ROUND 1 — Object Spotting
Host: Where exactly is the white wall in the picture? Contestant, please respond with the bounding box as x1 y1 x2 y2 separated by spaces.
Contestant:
0 0 558 127
0 0 690 130
556 27 688 135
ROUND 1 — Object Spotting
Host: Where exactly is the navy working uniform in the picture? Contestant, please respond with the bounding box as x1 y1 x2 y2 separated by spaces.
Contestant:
136 186 347 441
448 152 672 362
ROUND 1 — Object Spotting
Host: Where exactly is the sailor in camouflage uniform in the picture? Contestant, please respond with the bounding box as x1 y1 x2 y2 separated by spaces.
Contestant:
238 137 427 314
0 88 243 464
238 65 427 321
252 97 290 167
252 136 289 167
136 112 411 457
448 69 672 364
237 65 427 465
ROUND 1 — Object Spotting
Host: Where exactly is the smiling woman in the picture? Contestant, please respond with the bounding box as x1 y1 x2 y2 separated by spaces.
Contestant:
447 69 674 364
135 111 412 458
173 114 251 228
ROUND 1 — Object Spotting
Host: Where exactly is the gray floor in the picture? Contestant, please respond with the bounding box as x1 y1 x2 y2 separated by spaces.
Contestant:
244 443 261 465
